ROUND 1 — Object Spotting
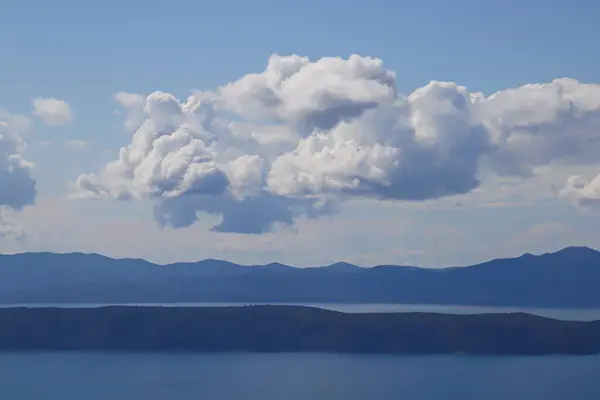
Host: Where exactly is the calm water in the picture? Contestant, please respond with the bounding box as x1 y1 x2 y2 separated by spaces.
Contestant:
0 353 599 399
2 302 600 321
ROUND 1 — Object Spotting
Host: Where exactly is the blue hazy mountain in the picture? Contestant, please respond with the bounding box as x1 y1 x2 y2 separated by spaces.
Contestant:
0 246 598 307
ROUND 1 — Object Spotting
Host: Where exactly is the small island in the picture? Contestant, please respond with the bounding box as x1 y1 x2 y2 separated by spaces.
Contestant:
0 305 599 355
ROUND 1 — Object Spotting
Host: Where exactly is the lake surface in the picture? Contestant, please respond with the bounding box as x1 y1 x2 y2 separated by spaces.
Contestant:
2 302 600 321
1 353 599 399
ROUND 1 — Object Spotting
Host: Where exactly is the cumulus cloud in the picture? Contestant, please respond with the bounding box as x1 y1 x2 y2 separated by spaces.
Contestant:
32 97 73 126
114 92 146 131
0 110 36 211
219 54 397 135
560 174 600 209
154 192 334 234
74 54 600 233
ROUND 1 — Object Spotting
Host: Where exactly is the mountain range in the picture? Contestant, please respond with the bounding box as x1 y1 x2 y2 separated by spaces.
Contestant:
0 246 598 307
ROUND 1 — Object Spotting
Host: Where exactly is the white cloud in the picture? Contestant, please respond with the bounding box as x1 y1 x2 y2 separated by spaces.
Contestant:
0 110 36 211
73 54 600 234
32 97 73 126
219 54 397 135
114 92 146 131
560 174 600 209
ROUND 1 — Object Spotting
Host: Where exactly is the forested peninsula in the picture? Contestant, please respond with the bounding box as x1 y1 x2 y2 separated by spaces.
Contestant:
1 306 599 355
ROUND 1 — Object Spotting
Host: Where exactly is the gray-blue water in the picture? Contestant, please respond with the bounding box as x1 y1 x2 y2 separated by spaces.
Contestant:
1 353 599 399
3 302 600 321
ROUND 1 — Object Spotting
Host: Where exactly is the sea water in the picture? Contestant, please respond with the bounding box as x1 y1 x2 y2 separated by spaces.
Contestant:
0 352 598 399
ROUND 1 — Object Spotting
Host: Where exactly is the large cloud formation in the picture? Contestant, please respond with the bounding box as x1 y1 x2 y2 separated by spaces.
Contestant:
74 54 600 233
0 110 36 212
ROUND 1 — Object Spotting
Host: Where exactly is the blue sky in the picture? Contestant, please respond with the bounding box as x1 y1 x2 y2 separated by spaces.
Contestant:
0 0 599 266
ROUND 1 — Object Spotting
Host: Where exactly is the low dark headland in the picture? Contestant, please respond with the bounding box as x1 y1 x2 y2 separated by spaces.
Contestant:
0 306 599 355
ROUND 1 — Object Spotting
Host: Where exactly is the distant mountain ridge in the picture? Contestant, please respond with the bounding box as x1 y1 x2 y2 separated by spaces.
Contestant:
0 246 599 307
